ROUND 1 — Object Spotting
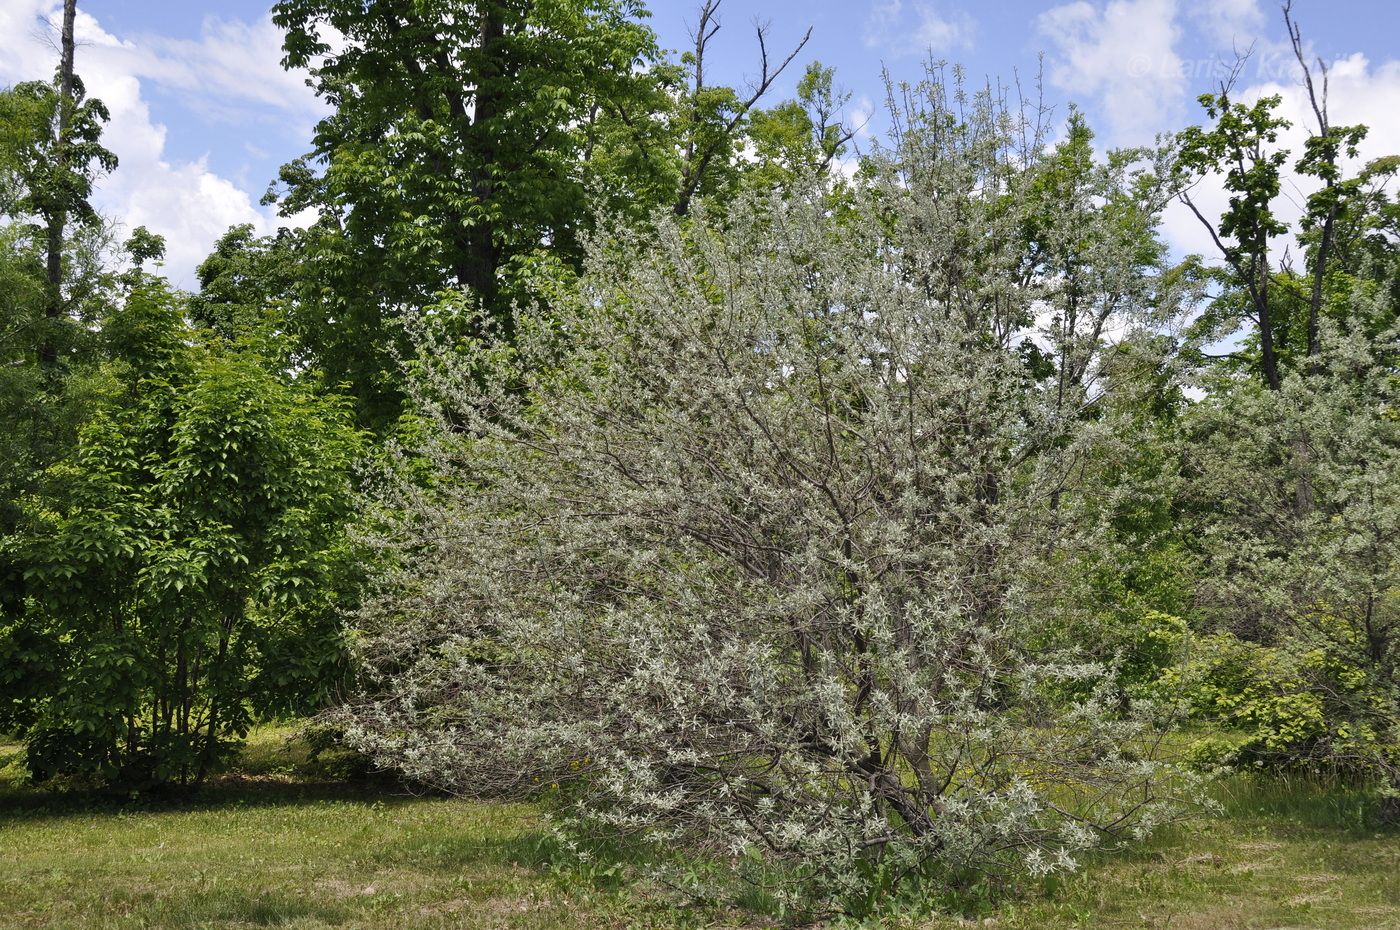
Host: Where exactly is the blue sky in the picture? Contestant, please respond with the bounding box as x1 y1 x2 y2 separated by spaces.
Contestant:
2 0 1398 284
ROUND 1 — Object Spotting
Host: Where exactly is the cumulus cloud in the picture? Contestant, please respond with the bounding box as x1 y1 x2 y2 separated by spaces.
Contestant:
1033 0 1399 284
850 94 876 139
1037 0 1184 146
865 1 975 57
0 1 323 287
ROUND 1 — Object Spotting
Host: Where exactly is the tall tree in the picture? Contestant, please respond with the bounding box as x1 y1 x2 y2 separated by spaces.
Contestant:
0 0 116 372
262 0 826 431
668 0 812 216
1175 11 1372 394
1175 82 1291 390
267 0 671 428
1175 9 1387 526
0 6 119 626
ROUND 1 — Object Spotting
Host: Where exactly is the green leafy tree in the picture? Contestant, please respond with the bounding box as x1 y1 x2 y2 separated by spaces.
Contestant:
259 0 833 431
0 278 364 788
663 0 816 216
740 61 858 196
190 224 307 373
0 0 117 370
1171 6 1400 816
1174 7 1384 391
1175 87 1292 389
0 19 122 624
266 0 674 428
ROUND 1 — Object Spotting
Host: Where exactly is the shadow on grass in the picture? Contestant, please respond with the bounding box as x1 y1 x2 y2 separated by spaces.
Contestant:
0 769 434 824
139 886 353 929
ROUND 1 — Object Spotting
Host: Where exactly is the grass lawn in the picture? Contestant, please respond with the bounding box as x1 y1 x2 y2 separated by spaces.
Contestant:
1 729 1397 929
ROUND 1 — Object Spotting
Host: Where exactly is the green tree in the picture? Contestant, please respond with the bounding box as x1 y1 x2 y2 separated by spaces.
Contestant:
1174 8 1381 391
0 0 117 370
0 278 364 788
0 20 121 624
1175 87 1292 389
265 0 670 428
1171 6 1400 813
259 0 831 431
738 61 858 197
191 223 305 365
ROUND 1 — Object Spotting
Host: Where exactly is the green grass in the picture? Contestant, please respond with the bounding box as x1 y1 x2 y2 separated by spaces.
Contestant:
906 776 1400 930
0 729 1396 929
0 730 602 930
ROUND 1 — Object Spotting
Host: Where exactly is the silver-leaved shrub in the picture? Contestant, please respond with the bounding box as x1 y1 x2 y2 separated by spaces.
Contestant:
340 74 1196 910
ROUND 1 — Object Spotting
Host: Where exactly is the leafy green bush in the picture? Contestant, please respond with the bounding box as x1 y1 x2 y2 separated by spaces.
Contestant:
0 279 364 789
1171 630 1397 776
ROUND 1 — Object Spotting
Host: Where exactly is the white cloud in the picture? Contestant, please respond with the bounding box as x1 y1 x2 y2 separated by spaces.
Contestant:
865 1 975 57
90 75 272 285
1033 0 1400 264
1037 0 1184 146
850 94 875 140
0 1 323 288
1251 53 1400 170
1187 0 1264 47
123 17 319 119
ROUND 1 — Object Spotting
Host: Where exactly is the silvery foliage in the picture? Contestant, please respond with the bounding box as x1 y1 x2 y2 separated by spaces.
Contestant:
343 74 1194 905
1188 292 1400 782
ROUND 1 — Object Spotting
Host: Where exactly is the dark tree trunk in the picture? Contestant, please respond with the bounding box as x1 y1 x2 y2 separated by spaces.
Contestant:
192 618 234 789
1381 786 1400 826
459 1 506 331
40 0 77 369
1256 264 1282 391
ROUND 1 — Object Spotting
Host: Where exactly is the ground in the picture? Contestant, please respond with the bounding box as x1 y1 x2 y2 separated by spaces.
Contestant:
1 729 1397 929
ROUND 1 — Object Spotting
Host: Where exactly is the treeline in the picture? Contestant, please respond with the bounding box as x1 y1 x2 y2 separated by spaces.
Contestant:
1 0 1398 916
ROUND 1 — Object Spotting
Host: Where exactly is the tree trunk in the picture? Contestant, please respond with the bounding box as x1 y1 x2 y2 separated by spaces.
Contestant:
192 619 233 789
1293 196 1336 518
1381 778 1400 826
1306 206 1334 360
40 0 78 369
1256 263 1282 391
459 1 505 330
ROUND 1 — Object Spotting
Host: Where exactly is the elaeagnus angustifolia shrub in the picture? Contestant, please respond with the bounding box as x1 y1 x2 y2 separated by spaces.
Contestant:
338 69 1199 913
